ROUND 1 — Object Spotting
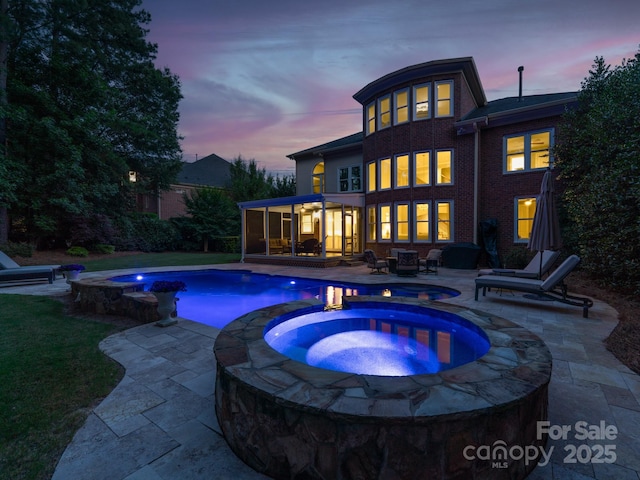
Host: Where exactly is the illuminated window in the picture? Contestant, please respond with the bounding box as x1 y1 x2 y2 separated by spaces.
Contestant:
414 201 430 242
380 204 391 241
367 205 377 241
414 151 430 186
436 201 453 241
338 165 361 192
379 158 391 190
312 162 324 193
394 89 409 124
516 197 537 242
378 95 391 130
395 154 409 188
367 161 376 192
395 203 409 242
435 81 453 117
301 213 313 234
413 83 430 120
128 171 137 182
366 102 376 135
505 130 553 172
436 150 453 185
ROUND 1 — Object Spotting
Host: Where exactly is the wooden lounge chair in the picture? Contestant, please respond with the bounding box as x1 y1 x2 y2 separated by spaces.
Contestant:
474 254 593 318
0 251 60 285
477 250 560 279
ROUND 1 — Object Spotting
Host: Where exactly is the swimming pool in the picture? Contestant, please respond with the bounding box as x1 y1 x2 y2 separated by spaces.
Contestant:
111 269 459 329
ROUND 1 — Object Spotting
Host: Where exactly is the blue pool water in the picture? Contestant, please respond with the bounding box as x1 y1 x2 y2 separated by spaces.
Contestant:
264 302 490 376
111 269 459 329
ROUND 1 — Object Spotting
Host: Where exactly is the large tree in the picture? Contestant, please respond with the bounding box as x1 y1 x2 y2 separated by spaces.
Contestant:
4 0 182 244
555 49 640 294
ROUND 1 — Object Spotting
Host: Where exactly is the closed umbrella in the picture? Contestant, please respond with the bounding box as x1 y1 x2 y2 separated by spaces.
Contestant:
527 168 563 279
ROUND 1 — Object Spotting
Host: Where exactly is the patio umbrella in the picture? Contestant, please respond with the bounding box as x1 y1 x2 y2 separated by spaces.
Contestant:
527 168 563 278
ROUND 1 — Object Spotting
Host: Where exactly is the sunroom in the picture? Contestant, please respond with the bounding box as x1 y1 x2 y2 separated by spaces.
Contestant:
238 193 365 265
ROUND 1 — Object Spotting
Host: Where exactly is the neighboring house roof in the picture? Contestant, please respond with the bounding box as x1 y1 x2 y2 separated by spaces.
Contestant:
176 153 231 187
455 92 578 133
287 132 363 160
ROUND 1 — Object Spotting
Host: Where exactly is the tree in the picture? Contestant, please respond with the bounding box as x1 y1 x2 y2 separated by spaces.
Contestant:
270 173 296 198
226 156 274 202
182 187 239 252
4 0 182 245
555 49 640 294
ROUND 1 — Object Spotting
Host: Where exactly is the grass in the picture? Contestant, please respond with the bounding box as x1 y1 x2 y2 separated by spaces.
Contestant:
0 251 240 480
0 295 123 480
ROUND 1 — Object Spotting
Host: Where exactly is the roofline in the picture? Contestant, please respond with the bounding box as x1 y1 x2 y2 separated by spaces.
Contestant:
287 132 363 160
353 57 486 107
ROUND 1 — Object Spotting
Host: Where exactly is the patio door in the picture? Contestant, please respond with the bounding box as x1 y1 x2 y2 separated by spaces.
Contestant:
325 209 342 253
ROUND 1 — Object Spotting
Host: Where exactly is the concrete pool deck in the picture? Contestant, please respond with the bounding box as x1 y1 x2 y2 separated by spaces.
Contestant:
3 263 640 479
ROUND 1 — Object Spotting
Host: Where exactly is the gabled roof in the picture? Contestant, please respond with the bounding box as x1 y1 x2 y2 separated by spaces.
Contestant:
287 132 363 160
353 57 486 108
455 92 578 133
176 153 231 187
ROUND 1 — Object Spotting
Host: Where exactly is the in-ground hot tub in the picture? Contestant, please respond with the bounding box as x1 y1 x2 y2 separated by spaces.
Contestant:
214 296 552 479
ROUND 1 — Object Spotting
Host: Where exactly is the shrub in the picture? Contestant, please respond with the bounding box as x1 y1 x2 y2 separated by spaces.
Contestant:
210 236 241 253
113 213 179 252
502 247 531 269
67 214 116 247
66 246 89 257
0 242 33 258
93 244 115 254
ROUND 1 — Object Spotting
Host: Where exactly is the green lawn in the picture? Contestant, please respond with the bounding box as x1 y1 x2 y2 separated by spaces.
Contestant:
0 252 240 480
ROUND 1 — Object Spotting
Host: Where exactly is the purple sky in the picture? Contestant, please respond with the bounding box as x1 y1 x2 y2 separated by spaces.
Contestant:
141 0 639 174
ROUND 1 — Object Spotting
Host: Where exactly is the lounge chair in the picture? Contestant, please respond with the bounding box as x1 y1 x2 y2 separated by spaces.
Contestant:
474 254 593 317
363 249 388 274
477 250 560 279
396 250 419 277
0 251 60 285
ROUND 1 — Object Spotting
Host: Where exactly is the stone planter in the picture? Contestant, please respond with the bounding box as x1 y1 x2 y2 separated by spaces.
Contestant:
153 291 178 327
65 270 81 284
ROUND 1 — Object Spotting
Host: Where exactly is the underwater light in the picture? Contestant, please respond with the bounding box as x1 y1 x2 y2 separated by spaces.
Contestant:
290 280 296 285
136 275 144 281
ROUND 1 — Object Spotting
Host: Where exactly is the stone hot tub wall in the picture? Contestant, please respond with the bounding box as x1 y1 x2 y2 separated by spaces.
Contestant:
214 296 552 480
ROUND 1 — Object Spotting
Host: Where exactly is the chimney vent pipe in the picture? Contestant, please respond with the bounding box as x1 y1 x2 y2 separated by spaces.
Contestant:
518 66 524 101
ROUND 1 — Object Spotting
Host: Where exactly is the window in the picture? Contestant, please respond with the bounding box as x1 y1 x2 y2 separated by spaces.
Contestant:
505 130 553 172
367 205 377 241
367 161 376 192
516 197 537 241
395 154 409 188
436 201 453 241
436 150 453 184
413 83 430 120
414 151 430 186
312 162 324 194
414 201 430 242
378 95 391 130
366 103 376 135
395 203 409 242
435 81 453 117
380 204 391 241
379 158 391 190
338 165 361 192
394 89 409 124
301 213 313 234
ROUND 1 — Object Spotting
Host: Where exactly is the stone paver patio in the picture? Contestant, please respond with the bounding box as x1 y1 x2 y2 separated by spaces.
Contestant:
3 262 640 479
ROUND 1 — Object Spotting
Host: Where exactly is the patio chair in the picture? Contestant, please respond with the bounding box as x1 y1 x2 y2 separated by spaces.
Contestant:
0 250 60 285
363 249 388 274
477 250 560 279
298 238 319 255
396 250 419 277
420 249 442 275
474 254 593 317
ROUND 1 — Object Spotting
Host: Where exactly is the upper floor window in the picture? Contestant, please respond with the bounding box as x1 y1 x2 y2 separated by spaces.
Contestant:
312 162 324 193
367 161 376 192
413 83 430 120
505 130 553 172
435 81 453 117
435 150 453 185
366 103 376 135
379 158 391 190
436 200 453 241
515 197 537 242
338 165 361 192
378 95 391 130
414 151 430 186
395 154 409 188
394 89 409 125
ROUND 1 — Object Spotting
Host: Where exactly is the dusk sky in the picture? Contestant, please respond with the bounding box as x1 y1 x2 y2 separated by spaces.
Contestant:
140 0 639 175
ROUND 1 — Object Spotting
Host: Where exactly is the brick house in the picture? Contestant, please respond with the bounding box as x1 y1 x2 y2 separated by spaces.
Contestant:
239 57 576 267
136 153 231 220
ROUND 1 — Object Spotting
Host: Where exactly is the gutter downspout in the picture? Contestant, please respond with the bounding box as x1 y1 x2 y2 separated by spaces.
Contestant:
240 206 245 263
473 117 487 243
